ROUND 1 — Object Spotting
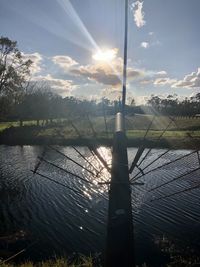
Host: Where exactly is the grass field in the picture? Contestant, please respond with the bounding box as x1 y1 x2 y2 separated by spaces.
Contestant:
36 115 200 139
0 121 38 132
1 115 200 131
1 115 200 147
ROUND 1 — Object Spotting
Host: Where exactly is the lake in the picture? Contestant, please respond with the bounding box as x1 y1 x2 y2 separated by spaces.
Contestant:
0 145 200 264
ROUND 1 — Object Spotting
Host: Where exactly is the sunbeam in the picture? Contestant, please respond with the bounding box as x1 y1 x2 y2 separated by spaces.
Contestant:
56 0 99 51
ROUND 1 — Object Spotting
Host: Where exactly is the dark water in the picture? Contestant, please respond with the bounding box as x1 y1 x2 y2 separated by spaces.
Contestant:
0 145 200 264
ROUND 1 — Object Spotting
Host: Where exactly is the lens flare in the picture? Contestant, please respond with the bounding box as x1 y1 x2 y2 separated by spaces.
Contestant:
92 48 117 62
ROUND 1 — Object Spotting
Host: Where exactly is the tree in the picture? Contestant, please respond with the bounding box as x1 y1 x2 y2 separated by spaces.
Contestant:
0 36 32 98
130 98 135 107
147 95 162 112
15 85 62 126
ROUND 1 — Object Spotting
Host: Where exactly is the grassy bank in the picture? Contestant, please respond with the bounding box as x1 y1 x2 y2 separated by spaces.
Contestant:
0 115 200 149
1 256 200 267
0 234 200 267
2 114 200 130
0 257 94 267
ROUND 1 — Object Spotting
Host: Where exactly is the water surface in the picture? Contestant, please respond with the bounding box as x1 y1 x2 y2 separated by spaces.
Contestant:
1 145 200 263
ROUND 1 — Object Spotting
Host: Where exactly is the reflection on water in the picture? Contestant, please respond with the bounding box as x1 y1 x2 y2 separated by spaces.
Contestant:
0 145 200 263
82 146 111 195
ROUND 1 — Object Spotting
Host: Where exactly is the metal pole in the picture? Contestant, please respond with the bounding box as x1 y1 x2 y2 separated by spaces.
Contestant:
105 1 134 266
122 0 128 119
105 113 134 267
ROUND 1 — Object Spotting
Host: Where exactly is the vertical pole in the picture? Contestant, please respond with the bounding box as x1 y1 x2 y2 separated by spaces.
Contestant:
105 113 134 267
105 1 134 266
122 0 128 119
105 0 135 267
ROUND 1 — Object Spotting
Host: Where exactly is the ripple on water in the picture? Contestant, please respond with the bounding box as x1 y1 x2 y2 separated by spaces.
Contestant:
1 145 200 260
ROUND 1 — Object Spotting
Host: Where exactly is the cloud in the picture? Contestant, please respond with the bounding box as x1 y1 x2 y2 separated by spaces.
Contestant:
149 32 154 36
52 55 78 70
141 42 149 49
71 65 121 86
140 78 153 85
156 71 167 76
127 68 143 78
172 68 200 89
70 56 143 87
22 52 43 74
101 86 135 102
101 87 122 100
132 1 146 28
150 68 200 89
139 70 167 84
154 77 177 86
134 95 149 105
33 74 76 96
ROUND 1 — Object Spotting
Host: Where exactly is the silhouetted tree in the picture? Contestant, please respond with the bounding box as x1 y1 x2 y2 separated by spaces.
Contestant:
0 37 32 119
0 37 32 97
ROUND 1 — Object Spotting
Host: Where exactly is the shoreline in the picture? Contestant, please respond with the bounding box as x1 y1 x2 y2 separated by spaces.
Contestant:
0 125 199 150
0 136 199 150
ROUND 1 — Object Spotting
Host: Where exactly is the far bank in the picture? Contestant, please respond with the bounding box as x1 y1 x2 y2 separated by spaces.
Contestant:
0 124 199 150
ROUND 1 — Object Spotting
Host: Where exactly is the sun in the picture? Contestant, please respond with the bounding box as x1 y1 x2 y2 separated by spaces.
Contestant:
92 48 117 62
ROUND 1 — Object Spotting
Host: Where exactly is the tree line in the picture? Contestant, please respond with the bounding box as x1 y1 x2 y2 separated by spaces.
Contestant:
1 36 200 126
146 94 200 117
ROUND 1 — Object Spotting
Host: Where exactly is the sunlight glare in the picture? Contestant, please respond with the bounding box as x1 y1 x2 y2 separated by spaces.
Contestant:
82 146 111 195
92 48 117 62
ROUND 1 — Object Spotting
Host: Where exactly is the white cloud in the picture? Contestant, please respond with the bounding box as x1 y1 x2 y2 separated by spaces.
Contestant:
52 55 78 70
134 95 148 105
141 42 149 49
172 68 200 89
154 77 177 86
139 69 167 84
101 87 122 100
150 68 200 89
70 54 143 87
140 78 153 85
101 86 135 102
132 1 146 28
33 74 76 96
149 32 154 36
156 71 167 76
22 52 43 74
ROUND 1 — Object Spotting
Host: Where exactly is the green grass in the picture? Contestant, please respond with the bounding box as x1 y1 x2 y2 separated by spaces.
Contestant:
0 122 17 132
1 115 200 144
0 121 38 132
37 127 200 140
1 115 200 131
126 129 200 138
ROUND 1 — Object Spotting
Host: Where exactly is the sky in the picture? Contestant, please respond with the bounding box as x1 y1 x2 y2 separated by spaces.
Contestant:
1 0 200 104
